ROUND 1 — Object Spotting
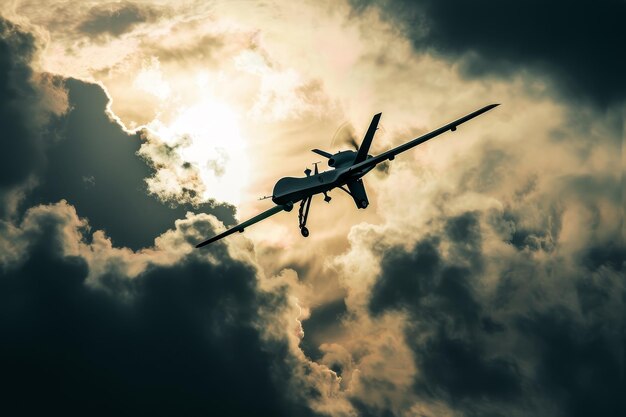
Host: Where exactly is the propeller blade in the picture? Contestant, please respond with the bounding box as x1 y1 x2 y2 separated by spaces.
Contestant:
330 122 359 151
349 137 359 151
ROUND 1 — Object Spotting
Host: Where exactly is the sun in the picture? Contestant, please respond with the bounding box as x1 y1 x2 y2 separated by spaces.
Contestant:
147 97 250 206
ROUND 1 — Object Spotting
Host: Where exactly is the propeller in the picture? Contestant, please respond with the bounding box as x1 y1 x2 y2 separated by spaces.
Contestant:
347 137 359 151
330 119 387 152
330 121 359 151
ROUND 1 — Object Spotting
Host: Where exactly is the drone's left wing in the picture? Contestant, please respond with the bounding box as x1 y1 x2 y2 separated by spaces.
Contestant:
196 204 290 248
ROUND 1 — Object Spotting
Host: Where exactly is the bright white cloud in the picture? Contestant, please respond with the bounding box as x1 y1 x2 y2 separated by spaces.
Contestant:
133 56 170 99
142 96 249 205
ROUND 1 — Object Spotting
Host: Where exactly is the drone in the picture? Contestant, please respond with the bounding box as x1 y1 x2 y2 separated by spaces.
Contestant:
196 104 499 247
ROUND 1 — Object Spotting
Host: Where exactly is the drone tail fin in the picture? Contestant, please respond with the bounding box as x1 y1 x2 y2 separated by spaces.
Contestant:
353 113 381 164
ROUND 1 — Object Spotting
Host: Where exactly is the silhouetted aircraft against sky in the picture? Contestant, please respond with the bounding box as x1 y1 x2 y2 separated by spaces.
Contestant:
196 104 499 247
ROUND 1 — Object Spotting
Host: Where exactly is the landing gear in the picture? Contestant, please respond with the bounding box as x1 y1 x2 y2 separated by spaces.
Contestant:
298 196 312 238
359 199 368 208
297 192 331 237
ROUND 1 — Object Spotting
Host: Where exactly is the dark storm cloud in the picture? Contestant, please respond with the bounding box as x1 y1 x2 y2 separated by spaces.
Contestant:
369 213 521 402
0 18 37 188
370 213 482 318
300 298 348 360
0 207 316 417
351 0 626 108
77 1 162 38
364 206 625 415
0 18 65 212
22 78 235 250
516 311 625 417
350 112 624 417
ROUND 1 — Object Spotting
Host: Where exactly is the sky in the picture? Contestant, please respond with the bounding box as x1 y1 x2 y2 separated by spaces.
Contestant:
0 1 624 416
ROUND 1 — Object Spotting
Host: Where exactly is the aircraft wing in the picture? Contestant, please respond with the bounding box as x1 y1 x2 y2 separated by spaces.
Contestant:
346 104 499 175
196 204 290 248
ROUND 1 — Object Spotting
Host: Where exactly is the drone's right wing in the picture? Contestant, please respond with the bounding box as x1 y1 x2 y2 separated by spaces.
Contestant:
346 104 499 175
196 204 290 248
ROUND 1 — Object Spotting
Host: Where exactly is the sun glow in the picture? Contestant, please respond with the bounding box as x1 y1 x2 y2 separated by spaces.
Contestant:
147 97 249 206
133 57 171 100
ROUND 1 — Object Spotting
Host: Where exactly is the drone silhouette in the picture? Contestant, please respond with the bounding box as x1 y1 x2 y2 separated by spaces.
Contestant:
196 104 499 247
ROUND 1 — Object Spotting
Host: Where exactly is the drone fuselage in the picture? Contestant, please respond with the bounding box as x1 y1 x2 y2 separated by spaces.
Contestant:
271 160 374 206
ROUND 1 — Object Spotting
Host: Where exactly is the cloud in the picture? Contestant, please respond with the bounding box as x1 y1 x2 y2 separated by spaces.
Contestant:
2 5 624 417
368 213 523 403
0 17 68 215
19 77 237 250
0 15 236 250
77 1 163 38
327 119 624 415
0 200 324 416
351 0 626 108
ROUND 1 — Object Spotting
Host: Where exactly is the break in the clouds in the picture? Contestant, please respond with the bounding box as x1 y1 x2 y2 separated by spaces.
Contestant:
23 76 236 249
352 0 626 108
0 31 235 247
0 13 236 249
1 2 624 417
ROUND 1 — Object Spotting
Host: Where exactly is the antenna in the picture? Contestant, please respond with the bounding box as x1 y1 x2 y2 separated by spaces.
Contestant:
312 161 321 175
